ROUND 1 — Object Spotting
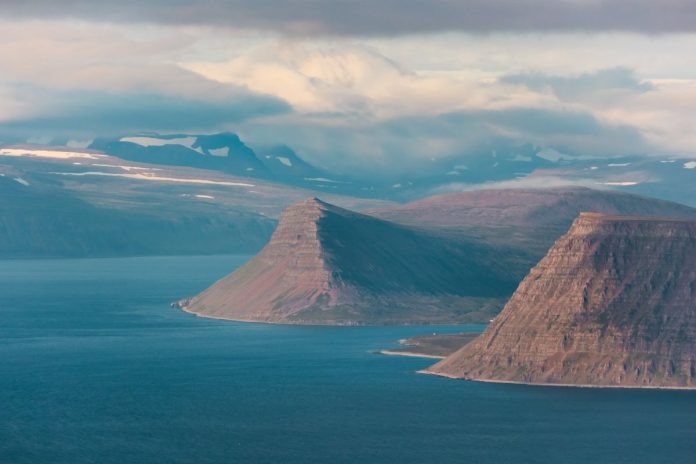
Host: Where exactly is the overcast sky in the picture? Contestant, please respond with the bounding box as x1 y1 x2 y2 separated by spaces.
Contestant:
1 1 695 175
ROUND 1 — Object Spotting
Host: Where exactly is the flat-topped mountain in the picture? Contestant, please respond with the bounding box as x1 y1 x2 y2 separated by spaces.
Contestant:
176 197 519 325
427 213 696 389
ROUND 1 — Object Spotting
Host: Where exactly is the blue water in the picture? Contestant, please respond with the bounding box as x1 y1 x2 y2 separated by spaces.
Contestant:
1 255 695 464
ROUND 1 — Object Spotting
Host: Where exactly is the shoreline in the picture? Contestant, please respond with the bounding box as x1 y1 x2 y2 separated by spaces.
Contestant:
178 304 370 326
379 350 445 359
182 303 694 392
176 303 482 327
418 370 696 391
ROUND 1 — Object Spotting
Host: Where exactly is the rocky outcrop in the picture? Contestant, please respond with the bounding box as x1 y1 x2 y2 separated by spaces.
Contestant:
427 213 696 389
177 197 519 325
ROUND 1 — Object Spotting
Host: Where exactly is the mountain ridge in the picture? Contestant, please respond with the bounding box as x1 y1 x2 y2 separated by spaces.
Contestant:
373 187 696 271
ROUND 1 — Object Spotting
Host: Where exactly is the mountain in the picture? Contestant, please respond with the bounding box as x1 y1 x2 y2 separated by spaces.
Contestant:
89 133 356 193
427 213 696 389
13 130 696 205
0 174 274 258
374 187 696 264
254 144 329 181
0 146 393 258
479 155 696 209
176 198 520 325
89 132 271 177
390 142 556 190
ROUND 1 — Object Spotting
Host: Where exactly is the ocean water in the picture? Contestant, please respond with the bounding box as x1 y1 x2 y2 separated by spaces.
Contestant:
1 255 695 464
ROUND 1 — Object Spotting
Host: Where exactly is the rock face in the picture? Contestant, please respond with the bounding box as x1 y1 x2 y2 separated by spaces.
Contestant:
427 213 696 389
177 197 519 325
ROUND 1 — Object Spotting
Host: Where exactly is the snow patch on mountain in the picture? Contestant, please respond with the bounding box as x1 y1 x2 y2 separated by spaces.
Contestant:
209 147 229 157
602 181 640 186
0 148 101 160
51 171 254 187
90 163 159 172
276 156 292 167
121 136 204 154
304 177 348 184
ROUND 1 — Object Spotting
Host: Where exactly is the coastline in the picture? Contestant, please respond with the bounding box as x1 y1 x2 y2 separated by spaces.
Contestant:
176 302 484 327
379 350 445 359
177 303 366 326
418 370 696 391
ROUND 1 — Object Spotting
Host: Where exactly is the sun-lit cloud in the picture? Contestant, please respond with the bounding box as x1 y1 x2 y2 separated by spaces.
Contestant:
182 43 511 118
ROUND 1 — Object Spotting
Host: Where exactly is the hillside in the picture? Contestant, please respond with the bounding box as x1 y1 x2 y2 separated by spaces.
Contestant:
374 187 696 270
0 146 392 258
0 175 274 258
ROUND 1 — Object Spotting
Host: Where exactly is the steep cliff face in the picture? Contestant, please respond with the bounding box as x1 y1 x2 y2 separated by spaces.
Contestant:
177 198 518 325
428 213 696 389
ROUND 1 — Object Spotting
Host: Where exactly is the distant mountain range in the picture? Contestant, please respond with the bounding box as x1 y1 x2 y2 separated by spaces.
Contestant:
89 133 356 194
6 132 696 206
0 146 391 258
178 188 696 325
3 139 696 268
90 133 558 199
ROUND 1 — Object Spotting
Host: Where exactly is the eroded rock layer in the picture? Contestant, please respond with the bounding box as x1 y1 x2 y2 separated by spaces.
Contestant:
427 213 696 389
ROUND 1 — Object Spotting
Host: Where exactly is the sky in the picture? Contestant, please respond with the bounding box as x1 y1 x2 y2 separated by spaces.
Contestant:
1 0 696 176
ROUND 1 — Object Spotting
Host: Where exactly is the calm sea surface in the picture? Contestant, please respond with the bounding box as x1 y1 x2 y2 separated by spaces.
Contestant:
1 255 695 464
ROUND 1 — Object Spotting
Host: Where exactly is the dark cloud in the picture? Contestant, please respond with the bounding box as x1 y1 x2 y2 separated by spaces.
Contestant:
500 68 654 100
0 86 291 138
3 0 696 35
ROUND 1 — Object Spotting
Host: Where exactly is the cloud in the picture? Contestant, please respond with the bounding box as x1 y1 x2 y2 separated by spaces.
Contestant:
3 1 696 36
0 17 691 176
182 43 501 117
237 107 650 179
0 20 291 137
0 20 215 97
0 86 291 138
500 67 654 101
